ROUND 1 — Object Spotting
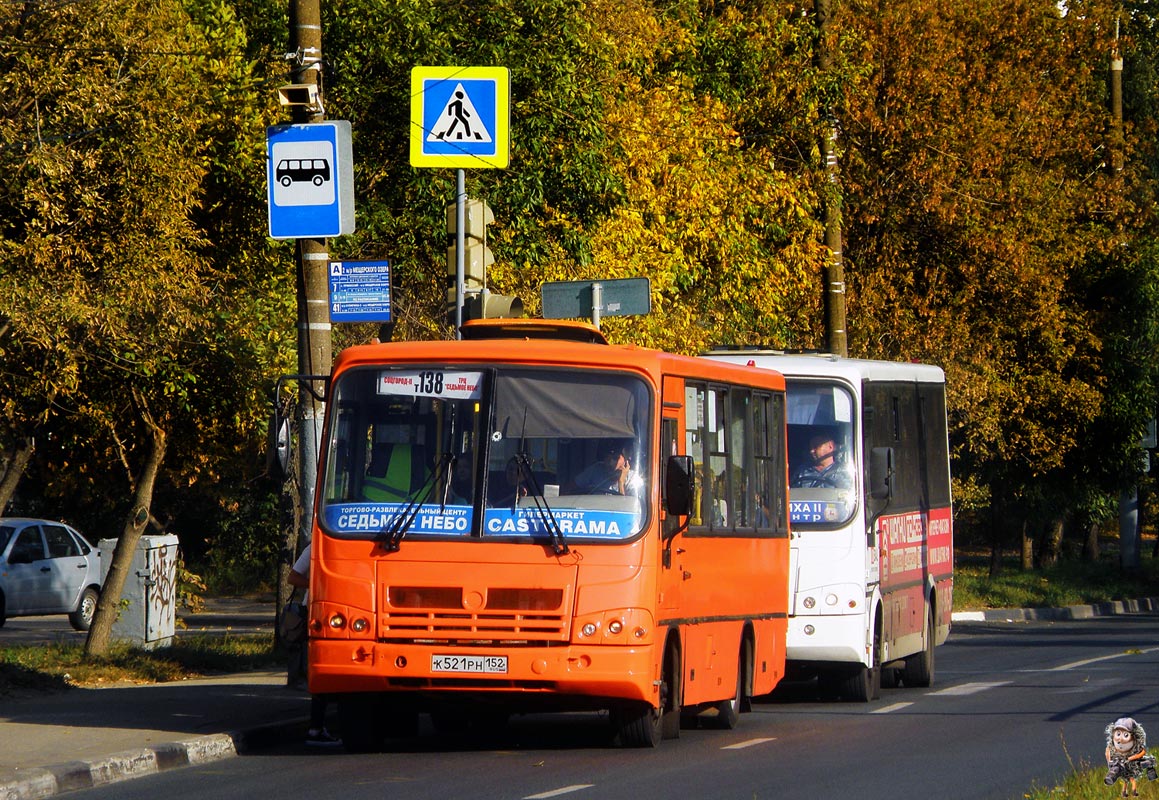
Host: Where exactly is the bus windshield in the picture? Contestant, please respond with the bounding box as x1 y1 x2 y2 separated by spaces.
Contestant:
786 379 857 527
319 365 652 545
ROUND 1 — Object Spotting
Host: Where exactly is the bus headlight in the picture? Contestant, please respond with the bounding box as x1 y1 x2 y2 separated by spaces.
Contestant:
328 613 346 630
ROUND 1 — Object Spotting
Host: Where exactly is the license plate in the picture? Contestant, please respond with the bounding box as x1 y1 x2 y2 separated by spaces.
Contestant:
431 654 508 674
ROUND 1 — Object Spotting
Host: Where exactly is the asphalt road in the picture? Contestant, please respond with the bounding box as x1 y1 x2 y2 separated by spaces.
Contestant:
0 599 274 646
52 611 1159 800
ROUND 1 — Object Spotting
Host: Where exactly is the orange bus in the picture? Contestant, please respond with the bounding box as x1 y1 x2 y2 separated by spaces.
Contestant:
304 320 791 750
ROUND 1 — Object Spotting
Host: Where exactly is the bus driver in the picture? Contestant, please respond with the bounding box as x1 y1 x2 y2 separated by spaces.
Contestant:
793 434 852 489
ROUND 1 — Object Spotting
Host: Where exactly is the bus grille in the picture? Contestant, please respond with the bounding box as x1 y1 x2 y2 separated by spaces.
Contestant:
383 586 569 641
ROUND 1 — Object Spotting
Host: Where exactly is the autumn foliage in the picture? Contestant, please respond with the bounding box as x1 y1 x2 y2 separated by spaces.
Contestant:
1 0 1158 583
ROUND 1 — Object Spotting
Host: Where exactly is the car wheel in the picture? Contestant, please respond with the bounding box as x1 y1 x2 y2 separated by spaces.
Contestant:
69 587 99 631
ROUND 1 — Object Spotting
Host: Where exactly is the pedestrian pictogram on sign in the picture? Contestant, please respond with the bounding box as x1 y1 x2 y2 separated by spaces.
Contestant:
428 85 493 143
410 67 510 169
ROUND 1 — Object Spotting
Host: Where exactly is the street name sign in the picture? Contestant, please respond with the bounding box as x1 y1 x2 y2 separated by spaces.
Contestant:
541 278 651 326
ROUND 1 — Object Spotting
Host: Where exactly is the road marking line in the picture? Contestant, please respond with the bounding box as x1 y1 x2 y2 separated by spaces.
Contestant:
524 785 594 799
872 702 913 714
928 681 1010 696
721 737 777 750
1051 646 1159 672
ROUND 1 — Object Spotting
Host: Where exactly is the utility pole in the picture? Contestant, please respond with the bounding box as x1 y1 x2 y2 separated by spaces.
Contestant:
289 0 330 553
1109 15 1124 174
815 0 848 357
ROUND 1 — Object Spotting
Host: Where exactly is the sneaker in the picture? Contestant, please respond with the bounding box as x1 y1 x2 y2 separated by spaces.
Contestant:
305 728 343 748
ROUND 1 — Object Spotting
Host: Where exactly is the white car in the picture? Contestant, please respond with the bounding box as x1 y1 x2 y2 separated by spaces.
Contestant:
0 518 102 630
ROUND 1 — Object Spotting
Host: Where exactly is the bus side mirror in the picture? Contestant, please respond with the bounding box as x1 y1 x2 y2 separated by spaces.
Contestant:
664 455 695 520
267 412 292 479
869 446 894 501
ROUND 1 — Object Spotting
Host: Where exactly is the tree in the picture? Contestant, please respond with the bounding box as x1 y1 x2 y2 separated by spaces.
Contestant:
0 0 282 652
832 0 1157 564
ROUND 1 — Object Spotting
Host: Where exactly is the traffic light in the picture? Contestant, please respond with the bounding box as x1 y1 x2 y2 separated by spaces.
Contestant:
445 198 522 322
466 290 524 320
446 198 493 323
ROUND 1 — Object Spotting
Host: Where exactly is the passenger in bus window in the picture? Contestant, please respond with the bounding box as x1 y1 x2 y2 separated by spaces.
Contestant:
792 434 852 489
572 439 633 495
490 457 528 507
448 451 474 505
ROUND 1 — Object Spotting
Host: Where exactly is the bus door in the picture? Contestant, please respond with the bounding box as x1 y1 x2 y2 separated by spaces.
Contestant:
658 376 684 614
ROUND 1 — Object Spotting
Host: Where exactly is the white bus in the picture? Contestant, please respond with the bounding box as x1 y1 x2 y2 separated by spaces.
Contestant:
703 351 952 701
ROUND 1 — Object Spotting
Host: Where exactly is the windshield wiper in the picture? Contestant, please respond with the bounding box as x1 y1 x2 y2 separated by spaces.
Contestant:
514 453 569 556
378 452 452 552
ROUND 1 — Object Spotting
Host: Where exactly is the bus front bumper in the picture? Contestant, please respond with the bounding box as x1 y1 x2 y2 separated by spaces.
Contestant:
308 639 658 707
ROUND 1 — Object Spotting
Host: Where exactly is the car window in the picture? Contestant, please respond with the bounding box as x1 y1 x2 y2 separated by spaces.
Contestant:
0 524 13 553
9 529 46 562
44 525 82 558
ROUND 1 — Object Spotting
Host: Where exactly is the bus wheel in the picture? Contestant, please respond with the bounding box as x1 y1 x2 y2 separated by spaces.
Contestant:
611 701 662 748
902 606 936 688
706 642 749 730
338 693 386 753
612 642 676 747
839 626 881 702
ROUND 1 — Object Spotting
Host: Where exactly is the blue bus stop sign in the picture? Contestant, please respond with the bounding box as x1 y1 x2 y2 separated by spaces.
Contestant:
267 121 355 239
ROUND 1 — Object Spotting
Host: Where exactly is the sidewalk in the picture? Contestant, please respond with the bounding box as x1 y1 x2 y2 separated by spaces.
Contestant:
0 671 310 800
0 598 310 800
3 596 1159 800
950 596 1159 622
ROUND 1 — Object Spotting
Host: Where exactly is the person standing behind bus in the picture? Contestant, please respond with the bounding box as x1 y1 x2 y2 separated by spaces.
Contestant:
288 544 342 748
793 434 852 489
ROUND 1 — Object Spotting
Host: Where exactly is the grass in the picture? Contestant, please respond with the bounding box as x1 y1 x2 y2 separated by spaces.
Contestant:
954 550 1159 611
0 633 283 698
1021 759 1159 800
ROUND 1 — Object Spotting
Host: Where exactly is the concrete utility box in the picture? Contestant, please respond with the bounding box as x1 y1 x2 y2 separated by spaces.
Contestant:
98 534 179 650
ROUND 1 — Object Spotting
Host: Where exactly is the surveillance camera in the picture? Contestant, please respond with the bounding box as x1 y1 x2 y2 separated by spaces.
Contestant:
277 84 322 111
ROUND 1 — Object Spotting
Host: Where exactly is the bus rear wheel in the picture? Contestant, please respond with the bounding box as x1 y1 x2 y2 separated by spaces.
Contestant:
902 606 936 688
706 640 749 730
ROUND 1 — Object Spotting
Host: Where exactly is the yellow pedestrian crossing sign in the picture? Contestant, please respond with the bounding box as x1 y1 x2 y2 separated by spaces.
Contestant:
410 66 510 169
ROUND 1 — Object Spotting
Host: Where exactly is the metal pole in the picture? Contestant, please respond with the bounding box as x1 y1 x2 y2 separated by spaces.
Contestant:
455 169 466 338
591 282 603 330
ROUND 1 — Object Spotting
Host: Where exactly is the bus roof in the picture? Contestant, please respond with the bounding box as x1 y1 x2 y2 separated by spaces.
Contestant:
702 349 945 384
331 324 786 391
459 318 608 344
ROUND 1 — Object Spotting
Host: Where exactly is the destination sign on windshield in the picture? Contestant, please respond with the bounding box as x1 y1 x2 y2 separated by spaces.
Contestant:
376 369 484 400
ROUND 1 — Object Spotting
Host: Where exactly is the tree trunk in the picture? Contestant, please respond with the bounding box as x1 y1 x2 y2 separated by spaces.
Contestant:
1036 516 1064 568
0 435 35 514
85 405 167 658
1082 518 1100 561
1020 518 1033 571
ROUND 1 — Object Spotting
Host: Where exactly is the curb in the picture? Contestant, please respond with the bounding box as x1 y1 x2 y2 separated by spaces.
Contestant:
0 719 305 800
951 596 1159 623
